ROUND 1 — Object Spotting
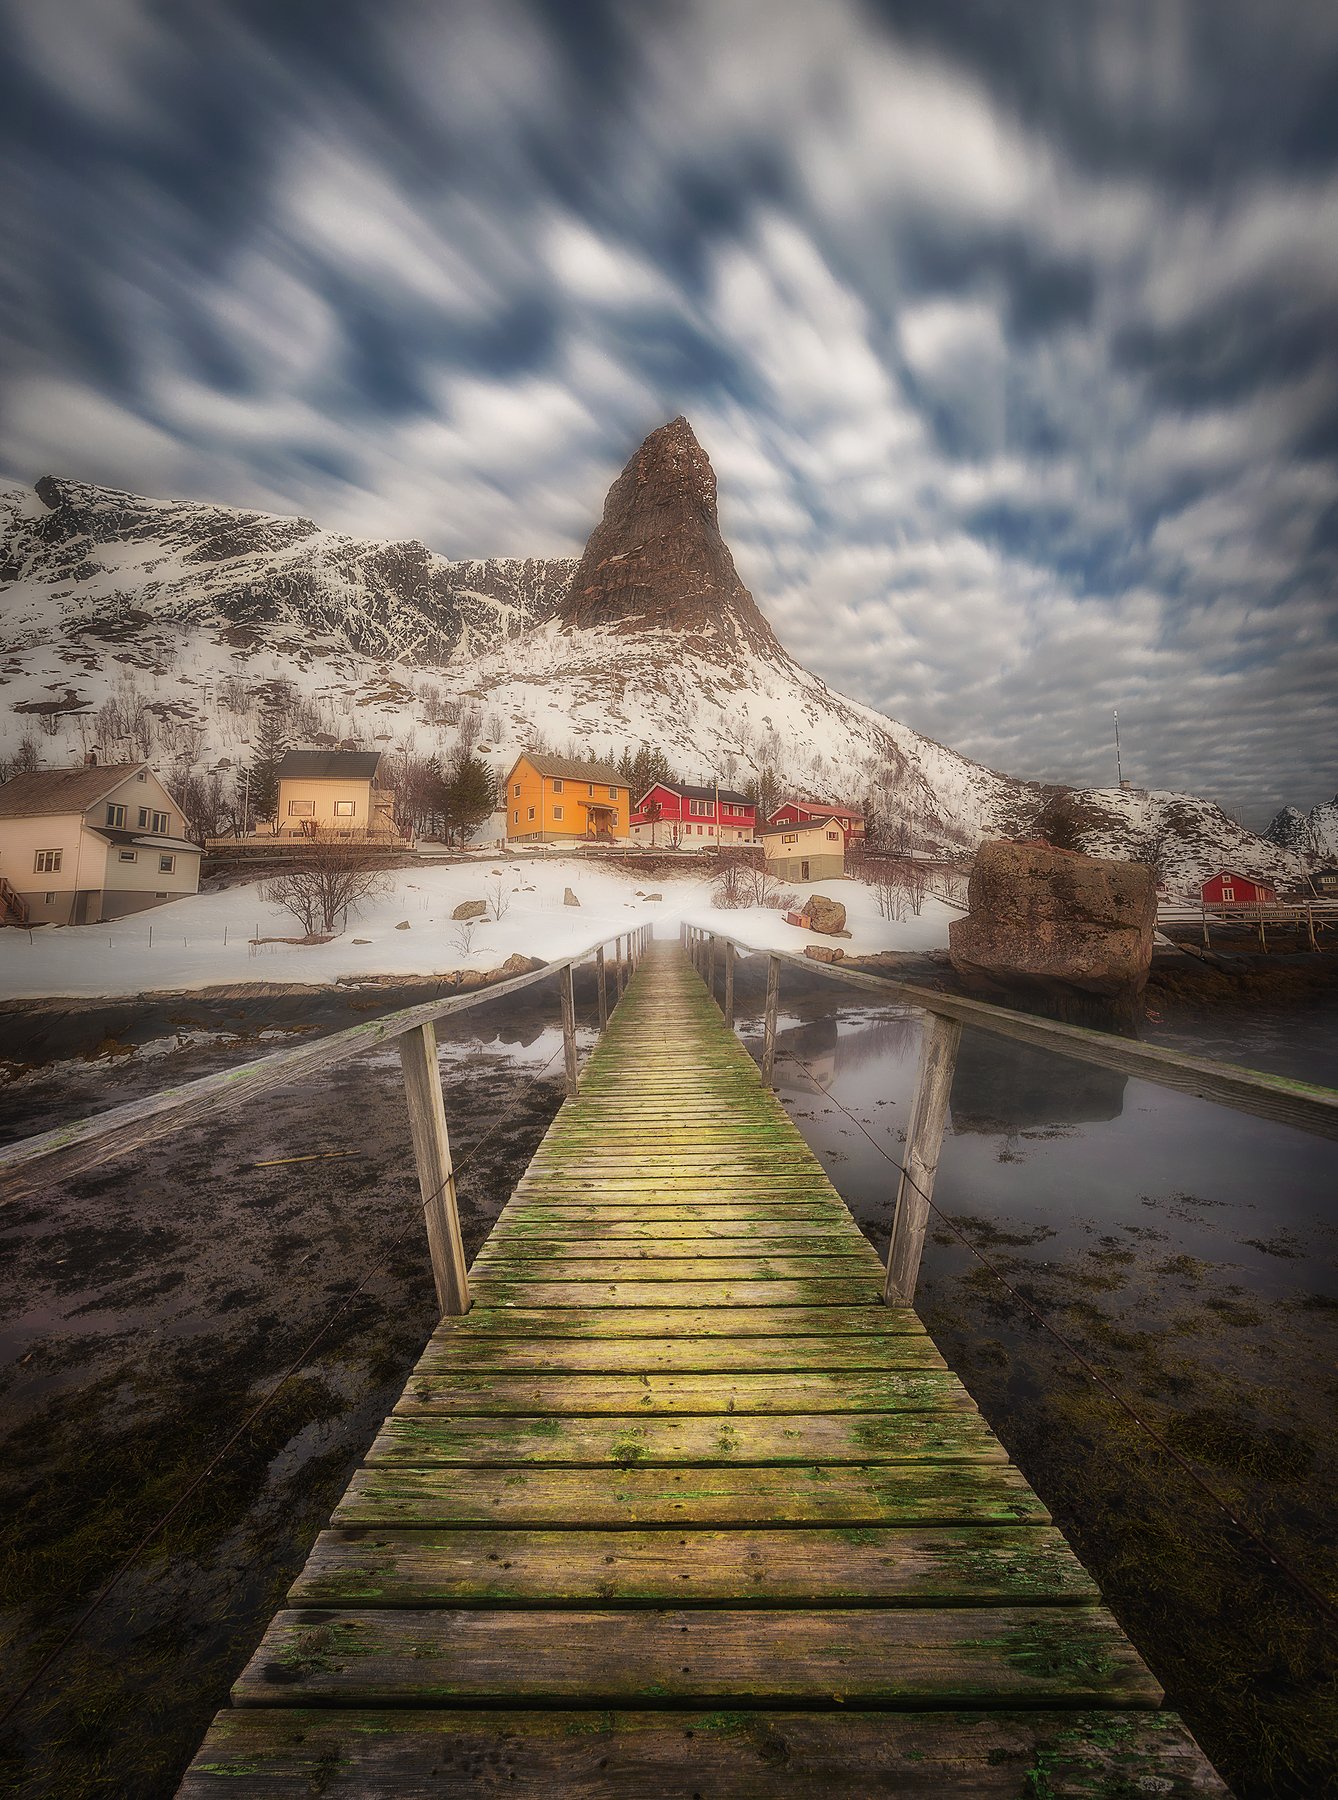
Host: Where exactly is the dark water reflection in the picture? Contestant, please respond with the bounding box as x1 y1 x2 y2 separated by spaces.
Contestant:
732 972 1337 1798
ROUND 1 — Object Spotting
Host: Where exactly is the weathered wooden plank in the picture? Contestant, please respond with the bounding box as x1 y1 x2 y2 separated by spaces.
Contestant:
885 1013 961 1307
292 1525 1096 1605
469 1255 881 1282
428 1306 925 1337
366 1411 1001 1465
468 1278 887 1307
179 1706 1231 1797
393 1369 969 1414
413 1335 938 1375
233 1605 1160 1706
334 1462 1049 1527
397 1021 469 1316
489 1217 864 1240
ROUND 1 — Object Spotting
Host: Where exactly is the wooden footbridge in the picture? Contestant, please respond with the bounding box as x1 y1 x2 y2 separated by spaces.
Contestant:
172 936 1230 1796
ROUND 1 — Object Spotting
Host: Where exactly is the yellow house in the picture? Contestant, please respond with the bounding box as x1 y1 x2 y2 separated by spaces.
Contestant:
0 759 201 926
503 753 631 844
758 815 846 883
270 749 402 840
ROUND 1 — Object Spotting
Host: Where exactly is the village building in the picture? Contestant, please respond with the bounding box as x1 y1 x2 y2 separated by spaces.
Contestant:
504 753 630 844
1310 868 1338 897
268 749 402 840
0 759 201 926
768 797 866 844
758 815 847 883
1201 870 1277 906
630 782 756 848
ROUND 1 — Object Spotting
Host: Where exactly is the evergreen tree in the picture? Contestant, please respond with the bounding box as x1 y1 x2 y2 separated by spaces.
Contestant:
745 764 782 824
441 752 497 844
239 705 287 828
619 742 676 803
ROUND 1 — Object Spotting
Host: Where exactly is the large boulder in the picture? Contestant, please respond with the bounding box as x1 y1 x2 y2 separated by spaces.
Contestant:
452 899 487 921
804 944 846 964
563 887 580 907
949 841 1156 1024
803 894 847 936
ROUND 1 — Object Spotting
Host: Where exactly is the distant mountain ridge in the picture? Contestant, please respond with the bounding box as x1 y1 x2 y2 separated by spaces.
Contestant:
0 429 1306 896
1263 796 1338 863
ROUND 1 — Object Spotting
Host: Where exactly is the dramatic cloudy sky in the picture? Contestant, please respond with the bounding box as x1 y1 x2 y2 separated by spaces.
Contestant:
2 1 1336 826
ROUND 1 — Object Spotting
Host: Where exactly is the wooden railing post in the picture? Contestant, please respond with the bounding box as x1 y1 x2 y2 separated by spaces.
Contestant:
595 945 608 1032
884 1012 962 1306
760 954 780 1086
724 938 735 1028
397 1022 469 1316
560 962 579 1098
707 931 716 996
615 935 624 998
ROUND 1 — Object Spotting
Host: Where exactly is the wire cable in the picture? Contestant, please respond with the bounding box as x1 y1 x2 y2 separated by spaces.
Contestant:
777 1040 1337 1625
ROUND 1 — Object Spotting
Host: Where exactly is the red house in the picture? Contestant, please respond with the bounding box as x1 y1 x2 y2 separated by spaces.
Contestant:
630 782 756 847
1201 870 1277 906
768 797 865 844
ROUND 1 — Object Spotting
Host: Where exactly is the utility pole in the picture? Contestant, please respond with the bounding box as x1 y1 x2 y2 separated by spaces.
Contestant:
1113 709 1123 788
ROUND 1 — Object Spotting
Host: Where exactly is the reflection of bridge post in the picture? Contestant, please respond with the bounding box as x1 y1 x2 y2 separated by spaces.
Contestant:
884 1014 961 1306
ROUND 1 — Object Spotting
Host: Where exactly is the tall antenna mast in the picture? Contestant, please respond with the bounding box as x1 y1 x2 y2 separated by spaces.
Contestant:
1113 708 1123 787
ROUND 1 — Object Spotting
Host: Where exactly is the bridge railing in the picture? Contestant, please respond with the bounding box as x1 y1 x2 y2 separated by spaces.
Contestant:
0 923 653 1316
682 922 1338 1305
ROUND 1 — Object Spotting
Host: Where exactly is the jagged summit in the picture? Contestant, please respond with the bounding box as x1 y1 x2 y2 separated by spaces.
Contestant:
557 417 783 657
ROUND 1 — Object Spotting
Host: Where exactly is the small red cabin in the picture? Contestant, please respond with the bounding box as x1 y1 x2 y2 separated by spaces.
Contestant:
768 798 865 843
1201 870 1276 906
632 782 756 846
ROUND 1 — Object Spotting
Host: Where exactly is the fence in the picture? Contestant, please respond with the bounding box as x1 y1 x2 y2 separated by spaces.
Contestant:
0 924 653 1315
681 922 1338 1304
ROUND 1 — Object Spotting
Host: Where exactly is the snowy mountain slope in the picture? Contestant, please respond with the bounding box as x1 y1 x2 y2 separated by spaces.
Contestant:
0 422 1308 897
0 478 575 664
1263 797 1338 863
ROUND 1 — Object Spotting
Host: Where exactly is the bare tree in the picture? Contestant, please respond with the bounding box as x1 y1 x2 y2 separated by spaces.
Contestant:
485 876 510 922
262 834 390 936
712 853 795 911
451 918 480 957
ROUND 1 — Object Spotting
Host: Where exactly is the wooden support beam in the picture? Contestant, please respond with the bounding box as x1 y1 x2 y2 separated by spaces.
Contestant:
397 1023 469 1317
595 946 608 1032
560 964 579 1099
761 954 780 1087
884 1015 962 1306
708 932 717 996
724 939 735 1029
615 936 624 998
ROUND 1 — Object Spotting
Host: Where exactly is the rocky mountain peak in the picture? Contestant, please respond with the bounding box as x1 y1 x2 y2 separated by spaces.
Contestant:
556 417 785 658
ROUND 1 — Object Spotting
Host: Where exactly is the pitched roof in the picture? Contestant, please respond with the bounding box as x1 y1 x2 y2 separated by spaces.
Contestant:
640 782 753 806
777 796 864 818
275 749 383 781
757 815 847 837
92 826 200 854
0 762 146 818
510 751 627 786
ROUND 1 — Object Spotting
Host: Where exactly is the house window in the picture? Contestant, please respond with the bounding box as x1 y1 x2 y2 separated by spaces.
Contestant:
160 855 175 874
608 785 616 799
106 803 126 827
588 783 595 796
148 810 169 834
553 805 564 820
513 810 519 824
136 771 147 782
118 849 137 863
552 778 563 793
1222 887 1235 902
138 807 148 827
45 892 55 904
513 783 521 797
156 891 168 899
333 800 356 816
34 849 62 873
287 799 315 817
528 807 535 821
782 833 798 845
827 831 840 842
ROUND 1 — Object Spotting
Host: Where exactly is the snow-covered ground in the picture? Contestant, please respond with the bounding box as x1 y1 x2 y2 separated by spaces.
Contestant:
0 863 954 1001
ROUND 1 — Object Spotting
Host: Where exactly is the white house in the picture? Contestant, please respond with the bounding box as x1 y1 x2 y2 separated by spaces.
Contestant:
0 759 201 926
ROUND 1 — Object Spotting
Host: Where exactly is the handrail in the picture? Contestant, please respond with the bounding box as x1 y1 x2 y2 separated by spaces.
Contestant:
0 928 648 1200
690 926 1338 1141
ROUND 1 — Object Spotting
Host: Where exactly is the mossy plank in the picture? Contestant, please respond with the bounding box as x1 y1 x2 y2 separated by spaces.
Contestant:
178 1707 1230 1797
428 1306 925 1338
412 1336 938 1375
367 1410 1000 1465
232 1605 1161 1706
468 1255 882 1282
291 1525 1097 1606
468 1279 886 1307
393 1369 966 1415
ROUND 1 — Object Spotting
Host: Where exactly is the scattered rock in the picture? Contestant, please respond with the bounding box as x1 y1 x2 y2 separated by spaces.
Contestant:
948 839 1156 1025
643 892 663 902
452 899 487 921
394 920 411 931
351 938 371 945
499 953 546 976
563 887 580 907
805 944 846 964
803 894 847 935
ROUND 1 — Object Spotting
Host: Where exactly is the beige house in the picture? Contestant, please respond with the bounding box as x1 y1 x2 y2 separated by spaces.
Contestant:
268 750 402 840
0 760 201 926
758 815 846 883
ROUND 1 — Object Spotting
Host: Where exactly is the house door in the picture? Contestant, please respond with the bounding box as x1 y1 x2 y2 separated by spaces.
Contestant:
801 859 810 880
